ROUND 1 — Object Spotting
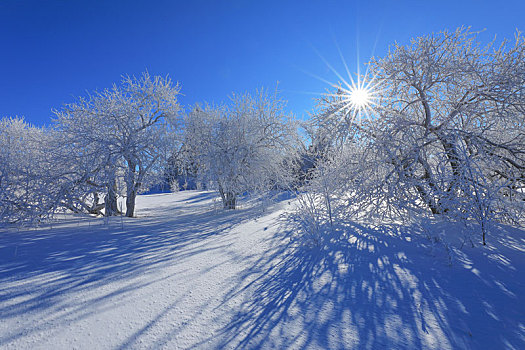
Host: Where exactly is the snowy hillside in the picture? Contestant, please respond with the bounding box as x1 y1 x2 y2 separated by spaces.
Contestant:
0 191 524 349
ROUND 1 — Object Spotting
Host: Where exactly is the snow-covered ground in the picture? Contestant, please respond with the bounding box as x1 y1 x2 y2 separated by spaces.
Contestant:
0 191 524 349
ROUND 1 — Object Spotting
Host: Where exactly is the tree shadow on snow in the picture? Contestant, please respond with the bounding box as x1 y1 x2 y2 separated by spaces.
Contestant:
212 218 524 349
0 192 266 347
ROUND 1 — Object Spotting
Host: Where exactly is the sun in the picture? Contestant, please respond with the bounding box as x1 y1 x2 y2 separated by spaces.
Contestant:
312 64 381 121
330 78 380 122
349 86 371 109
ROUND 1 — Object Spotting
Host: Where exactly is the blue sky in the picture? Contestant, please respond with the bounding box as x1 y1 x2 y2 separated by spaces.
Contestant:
1 0 523 125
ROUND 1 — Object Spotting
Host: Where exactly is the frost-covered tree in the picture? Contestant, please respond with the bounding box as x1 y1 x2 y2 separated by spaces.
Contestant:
0 117 65 224
306 28 525 245
1 117 39 224
164 144 200 191
54 72 181 217
184 90 297 209
52 110 121 216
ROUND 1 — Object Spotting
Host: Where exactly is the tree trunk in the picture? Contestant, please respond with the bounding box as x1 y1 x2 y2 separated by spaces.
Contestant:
125 190 136 217
105 178 118 216
223 192 236 210
218 184 236 210
125 159 138 217
482 220 487 246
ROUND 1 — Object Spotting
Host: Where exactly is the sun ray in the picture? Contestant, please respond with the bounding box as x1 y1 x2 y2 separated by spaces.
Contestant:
332 33 357 90
307 44 355 92
293 65 342 90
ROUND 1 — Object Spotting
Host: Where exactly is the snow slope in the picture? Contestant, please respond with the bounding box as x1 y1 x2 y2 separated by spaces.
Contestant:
0 191 524 349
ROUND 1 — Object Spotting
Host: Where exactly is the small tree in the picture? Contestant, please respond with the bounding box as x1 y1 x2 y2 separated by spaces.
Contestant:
184 90 297 209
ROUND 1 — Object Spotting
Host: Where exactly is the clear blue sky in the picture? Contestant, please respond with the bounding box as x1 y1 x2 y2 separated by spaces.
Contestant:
1 0 523 125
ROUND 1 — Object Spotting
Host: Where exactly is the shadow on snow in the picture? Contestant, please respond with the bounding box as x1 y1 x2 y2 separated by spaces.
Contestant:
0 191 523 349
0 192 261 347
211 218 524 349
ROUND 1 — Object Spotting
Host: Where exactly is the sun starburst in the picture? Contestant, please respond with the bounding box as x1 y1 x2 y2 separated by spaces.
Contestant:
298 38 388 124
322 74 383 125
291 38 388 125
349 86 371 110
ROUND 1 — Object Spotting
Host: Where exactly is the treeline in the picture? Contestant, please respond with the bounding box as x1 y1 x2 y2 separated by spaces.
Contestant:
0 74 302 223
1 28 524 245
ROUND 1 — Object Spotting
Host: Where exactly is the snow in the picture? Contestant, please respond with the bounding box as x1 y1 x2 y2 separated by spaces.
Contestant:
0 191 524 349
